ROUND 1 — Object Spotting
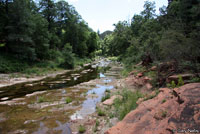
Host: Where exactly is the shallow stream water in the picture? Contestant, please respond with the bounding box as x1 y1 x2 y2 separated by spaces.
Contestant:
0 59 122 134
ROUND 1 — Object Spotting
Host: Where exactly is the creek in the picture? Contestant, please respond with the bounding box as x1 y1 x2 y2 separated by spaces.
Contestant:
0 59 122 134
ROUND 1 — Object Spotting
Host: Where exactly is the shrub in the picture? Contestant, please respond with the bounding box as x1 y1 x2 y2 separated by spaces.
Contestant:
78 125 86 133
161 110 167 118
37 96 45 103
114 89 143 120
189 77 200 83
93 120 100 132
167 80 176 89
65 97 72 104
101 93 110 102
177 76 184 87
162 99 166 104
97 108 106 116
105 89 111 93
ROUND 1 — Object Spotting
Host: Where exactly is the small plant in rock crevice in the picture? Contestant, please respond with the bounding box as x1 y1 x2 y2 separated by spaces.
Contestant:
78 125 86 133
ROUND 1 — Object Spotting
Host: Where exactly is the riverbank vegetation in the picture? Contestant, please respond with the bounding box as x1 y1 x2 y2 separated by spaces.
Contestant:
0 0 98 73
100 0 200 79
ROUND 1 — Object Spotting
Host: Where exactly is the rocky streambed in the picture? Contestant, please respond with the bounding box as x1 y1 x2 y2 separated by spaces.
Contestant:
0 59 123 134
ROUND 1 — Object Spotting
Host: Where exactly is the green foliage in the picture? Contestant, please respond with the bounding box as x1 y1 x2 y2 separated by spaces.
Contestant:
97 108 106 116
60 43 75 69
93 120 100 132
101 93 110 102
105 89 111 93
78 125 86 133
189 77 200 83
167 76 184 88
100 0 200 74
37 96 45 103
65 97 72 104
167 81 176 89
162 99 166 104
177 76 184 87
0 0 98 73
0 53 28 73
161 110 167 118
113 89 143 120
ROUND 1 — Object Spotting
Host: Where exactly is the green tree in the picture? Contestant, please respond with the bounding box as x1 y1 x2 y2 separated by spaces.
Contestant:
141 1 156 20
6 0 36 61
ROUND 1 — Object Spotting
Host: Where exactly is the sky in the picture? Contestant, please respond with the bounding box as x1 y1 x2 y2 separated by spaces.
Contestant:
66 0 168 33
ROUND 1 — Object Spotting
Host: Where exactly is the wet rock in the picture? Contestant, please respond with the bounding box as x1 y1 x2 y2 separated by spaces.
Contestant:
106 83 200 134
24 83 34 87
1 97 9 101
103 95 122 106
28 101 66 109
0 100 26 105
25 91 47 97
12 98 25 101
11 129 28 134
24 120 37 124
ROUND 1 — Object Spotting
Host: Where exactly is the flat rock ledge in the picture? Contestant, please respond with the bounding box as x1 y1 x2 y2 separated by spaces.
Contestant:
106 83 200 134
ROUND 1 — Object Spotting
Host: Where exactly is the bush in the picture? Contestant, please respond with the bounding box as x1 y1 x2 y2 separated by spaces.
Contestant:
78 125 86 133
167 80 176 89
97 108 106 116
65 97 72 104
101 93 110 102
37 96 45 103
177 76 184 87
0 52 28 73
114 89 143 120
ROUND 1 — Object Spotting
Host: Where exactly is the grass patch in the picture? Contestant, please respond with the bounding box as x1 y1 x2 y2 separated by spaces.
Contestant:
37 96 45 103
105 89 111 93
65 97 72 104
113 89 143 120
78 125 86 133
101 93 110 102
108 56 118 61
188 77 200 83
161 99 166 104
161 110 167 118
167 76 184 88
97 108 106 116
93 120 100 132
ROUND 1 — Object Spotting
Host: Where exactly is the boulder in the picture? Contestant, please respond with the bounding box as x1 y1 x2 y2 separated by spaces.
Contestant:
106 83 200 134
